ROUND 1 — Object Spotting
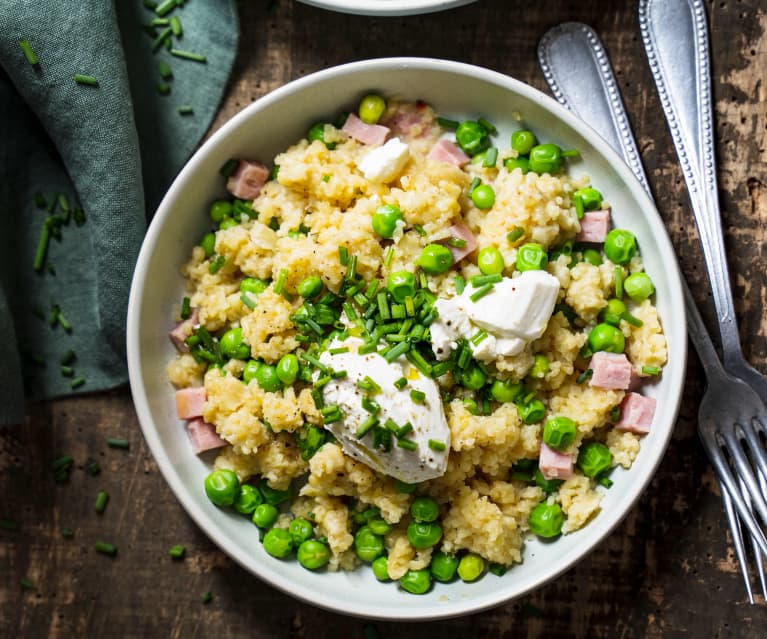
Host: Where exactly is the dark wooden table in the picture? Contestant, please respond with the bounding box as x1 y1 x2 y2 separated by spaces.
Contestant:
3 1 766 636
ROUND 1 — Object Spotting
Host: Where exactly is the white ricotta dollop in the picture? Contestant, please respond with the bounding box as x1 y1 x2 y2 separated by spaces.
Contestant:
430 270 560 361
318 338 450 483
357 137 410 183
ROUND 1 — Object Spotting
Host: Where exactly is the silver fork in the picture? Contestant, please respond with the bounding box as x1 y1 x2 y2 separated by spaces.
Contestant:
538 21 767 602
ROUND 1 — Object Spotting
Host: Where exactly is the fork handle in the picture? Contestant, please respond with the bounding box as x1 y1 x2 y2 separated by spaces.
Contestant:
639 0 744 368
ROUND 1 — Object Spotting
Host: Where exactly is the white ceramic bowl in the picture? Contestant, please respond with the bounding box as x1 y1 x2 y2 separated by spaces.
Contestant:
127 57 687 620
297 0 475 16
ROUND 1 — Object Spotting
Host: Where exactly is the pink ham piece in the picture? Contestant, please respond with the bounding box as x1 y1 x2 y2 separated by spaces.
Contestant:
539 443 574 480
575 209 611 243
381 103 438 140
226 160 269 200
439 222 478 262
342 113 390 146
426 139 470 167
615 392 657 435
169 308 199 352
175 386 207 420
185 418 227 454
588 351 633 390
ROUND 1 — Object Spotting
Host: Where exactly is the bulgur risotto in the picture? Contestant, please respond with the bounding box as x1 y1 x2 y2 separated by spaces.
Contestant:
167 94 667 593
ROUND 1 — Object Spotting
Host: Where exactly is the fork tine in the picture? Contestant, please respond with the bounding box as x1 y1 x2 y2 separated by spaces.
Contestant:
723 481 755 603
741 419 767 482
756 470 767 600
699 428 767 556
722 428 767 525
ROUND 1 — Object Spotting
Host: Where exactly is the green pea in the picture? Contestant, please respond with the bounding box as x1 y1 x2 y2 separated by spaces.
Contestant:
511 130 537 155
288 517 314 545
219 217 238 230
410 496 440 523
504 156 529 174
234 483 263 515
587 322 625 354
528 143 564 174
358 94 387 124
477 246 505 275
241 277 269 296
209 200 232 223
262 528 294 559
601 298 627 326
578 441 612 478
582 248 603 266
387 270 416 303
543 416 577 451
518 398 546 424
529 354 550 379
407 521 443 549
251 503 279 528
204 469 240 507
297 539 331 570
624 272 655 301
457 553 486 582
255 363 283 392
354 526 384 563
399 569 432 595
368 518 393 536
200 232 216 258
574 187 603 219
430 550 459 582
461 365 486 391
353 506 381 526
242 359 261 384
276 353 300 385
259 479 292 506
371 555 390 581
534 468 564 494
297 275 323 299
220 327 251 360
528 502 564 538
455 121 489 156
307 122 336 149
516 243 548 271
418 244 454 275
372 203 404 239
462 397 479 415
471 184 496 210
604 229 637 265
396 480 418 494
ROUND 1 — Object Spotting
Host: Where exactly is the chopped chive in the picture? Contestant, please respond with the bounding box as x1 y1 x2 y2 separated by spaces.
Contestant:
454 275 466 295
338 246 349 265
169 544 186 559
19 39 39 66
61 349 76 366
240 293 256 310
201 591 213 604
483 147 498 167
144 0 158 8
383 246 394 267
413 224 427 237
180 296 191 319
95 541 117 556
57 310 72 332
470 329 488 346
106 437 130 449
20 577 34 590
155 0 177 16
384 341 410 362
150 17 169 26
356 415 379 438
446 237 467 248
157 60 173 79
321 406 343 424
419 270 428 289
74 74 99 87
396 422 413 438
51 455 74 472
170 15 183 36
60 365 74 377
273 268 288 296
357 376 381 394
394 377 407 390
365 279 380 300
469 283 494 302
0 519 20 531
598 476 614 489
177 104 194 115
470 273 502 287
170 49 207 63
73 207 86 225
361 397 380 415
85 460 100 476
377 291 390 320
208 255 226 274
576 369 593 384
95 491 110 513
468 177 481 194
428 439 447 452
621 312 644 327
406 350 432 376
329 346 349 355
358 341 377 355
61 527 74 538
642 365 661 376
615 266 623 298
26 352 46 367
410 389 426 403
34 192 47 208
219 159 238 177
33 218 51 271
478 117 497 134
300 353 328 373
384 418 400 433
157 82 171 96
331 369 347 379
396 438 417 451
431 361 452 378
507 226 525 244
404 296 416 317
437 117 459 129
345 254 357 281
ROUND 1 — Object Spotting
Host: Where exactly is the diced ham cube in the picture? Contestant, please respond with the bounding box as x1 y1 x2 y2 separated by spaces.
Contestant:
575 209 611 243
589 351 633 390
226 160 269 200
169 308 199 352
185 418 226 454
438 222 478 262
381 104 438 140
176 386 207 419
342 113 390 145
539 443 574 480
615 392 657 434
426 139 470 167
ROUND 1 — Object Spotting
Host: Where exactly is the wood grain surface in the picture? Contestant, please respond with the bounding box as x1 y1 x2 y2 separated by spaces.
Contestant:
2 1 766 637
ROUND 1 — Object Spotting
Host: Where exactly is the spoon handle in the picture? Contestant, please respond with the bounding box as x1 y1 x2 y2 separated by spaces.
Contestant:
638 0 744 366
537 22 722 378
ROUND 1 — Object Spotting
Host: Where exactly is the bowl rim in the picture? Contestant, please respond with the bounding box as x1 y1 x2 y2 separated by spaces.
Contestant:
127 56 687 620
296 0 476 17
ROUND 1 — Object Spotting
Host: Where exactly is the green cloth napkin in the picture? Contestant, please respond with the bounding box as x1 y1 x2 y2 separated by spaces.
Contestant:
0 0 239 424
